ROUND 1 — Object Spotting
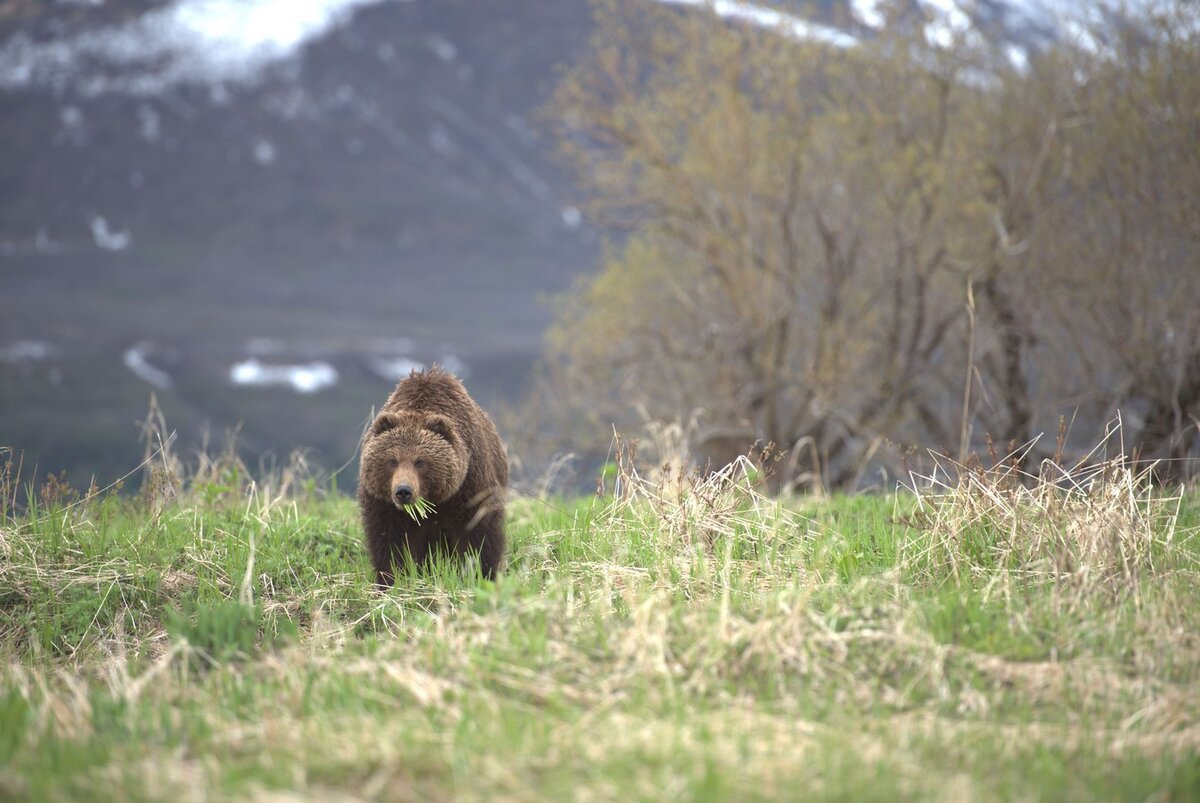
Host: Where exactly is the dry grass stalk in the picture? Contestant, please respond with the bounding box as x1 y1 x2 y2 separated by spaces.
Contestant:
908 422 1191 606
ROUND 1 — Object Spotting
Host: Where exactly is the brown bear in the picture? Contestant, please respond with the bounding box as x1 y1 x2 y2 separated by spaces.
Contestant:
358 366 508 586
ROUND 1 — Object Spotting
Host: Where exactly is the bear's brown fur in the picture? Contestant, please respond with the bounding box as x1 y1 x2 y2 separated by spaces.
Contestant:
358 366 507 586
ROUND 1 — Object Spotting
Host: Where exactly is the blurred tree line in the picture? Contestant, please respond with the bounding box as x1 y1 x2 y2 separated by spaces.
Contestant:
521 0 1200 489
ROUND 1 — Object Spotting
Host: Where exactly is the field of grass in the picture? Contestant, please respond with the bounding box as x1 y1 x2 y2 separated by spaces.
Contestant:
2 442 1199 801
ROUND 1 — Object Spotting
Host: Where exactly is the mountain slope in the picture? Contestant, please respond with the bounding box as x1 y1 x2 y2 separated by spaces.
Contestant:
0 0 597 484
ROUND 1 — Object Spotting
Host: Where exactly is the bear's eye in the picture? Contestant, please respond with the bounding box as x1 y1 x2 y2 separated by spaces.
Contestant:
413 459 425 470
388 458 399 468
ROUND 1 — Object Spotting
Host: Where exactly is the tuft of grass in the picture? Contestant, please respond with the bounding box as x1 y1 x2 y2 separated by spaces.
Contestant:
164 599 296 670
905 437 1189 608
403 496 437 521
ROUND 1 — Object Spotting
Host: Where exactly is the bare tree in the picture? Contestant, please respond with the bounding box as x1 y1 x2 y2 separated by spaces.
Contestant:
529 0 1200 487
1064 9 1200 475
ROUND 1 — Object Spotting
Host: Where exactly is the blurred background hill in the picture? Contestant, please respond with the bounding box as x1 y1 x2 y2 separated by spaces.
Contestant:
1 0 1196 489
0 0 598 484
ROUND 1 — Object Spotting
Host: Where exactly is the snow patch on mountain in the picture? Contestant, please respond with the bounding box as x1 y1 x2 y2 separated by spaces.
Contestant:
0 340 59 364
230 358 338 393
90 215 132 251
664 0 1191 57
124 342 172 389
0 0 393 96
656 0 858 47
918 0 974 47
851 0 886 29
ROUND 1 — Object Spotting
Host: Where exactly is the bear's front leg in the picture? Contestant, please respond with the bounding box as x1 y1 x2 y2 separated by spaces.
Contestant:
460 511 505 581
361 494 429 588
478 522 505 581
372 530 432 588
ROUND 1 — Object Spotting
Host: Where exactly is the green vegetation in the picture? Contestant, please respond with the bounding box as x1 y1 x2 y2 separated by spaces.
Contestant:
530 0 1200 488
402 496 437 522
2 444 1198 801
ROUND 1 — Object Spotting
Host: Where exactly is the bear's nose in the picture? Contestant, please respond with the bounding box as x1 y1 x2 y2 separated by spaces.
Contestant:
394 485 414 504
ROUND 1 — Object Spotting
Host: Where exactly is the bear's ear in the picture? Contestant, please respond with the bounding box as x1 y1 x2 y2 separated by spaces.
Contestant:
371 412 402 437
425 414 457 444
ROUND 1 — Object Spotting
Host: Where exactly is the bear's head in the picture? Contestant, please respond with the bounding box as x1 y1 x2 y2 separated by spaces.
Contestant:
360 411 468 510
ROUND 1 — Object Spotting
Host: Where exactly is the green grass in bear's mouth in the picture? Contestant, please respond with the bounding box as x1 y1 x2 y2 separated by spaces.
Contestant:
403 497 436 520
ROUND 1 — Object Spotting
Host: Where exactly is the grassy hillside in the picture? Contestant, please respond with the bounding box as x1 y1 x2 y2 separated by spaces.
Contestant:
1 446 1199 801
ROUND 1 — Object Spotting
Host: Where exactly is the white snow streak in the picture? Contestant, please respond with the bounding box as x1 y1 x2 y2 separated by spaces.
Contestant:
425 34 458 63
561 206 583 229
655 0 858 48
851 0 886 29
90 216 132 251
0 0 391 95
253 138 277 165
918 0 974 48
438 354 470 379
230 358 338 393
124 342 172 389
0 341 59 364
1005 43 1030 71
367 353 471 382
367 357 424 382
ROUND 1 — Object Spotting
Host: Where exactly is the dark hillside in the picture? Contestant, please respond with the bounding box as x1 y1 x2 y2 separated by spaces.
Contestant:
0 0 597 485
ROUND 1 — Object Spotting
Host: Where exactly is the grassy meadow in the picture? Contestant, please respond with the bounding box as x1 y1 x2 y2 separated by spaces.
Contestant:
1 437 1199 801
